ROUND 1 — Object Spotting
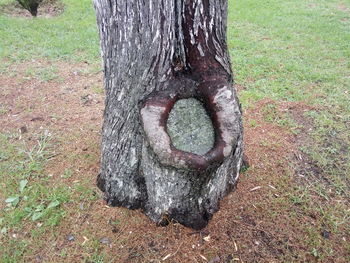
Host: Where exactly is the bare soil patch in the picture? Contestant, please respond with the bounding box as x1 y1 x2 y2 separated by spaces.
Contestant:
1 0 64 18
337 2 350 13
1 62 349 262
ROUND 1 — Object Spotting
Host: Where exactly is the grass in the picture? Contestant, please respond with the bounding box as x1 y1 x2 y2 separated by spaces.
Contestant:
0 132 71 262
0 0 349 262
228 0 350 237
229 0 350 105
24 64 61 82
0 0 100 64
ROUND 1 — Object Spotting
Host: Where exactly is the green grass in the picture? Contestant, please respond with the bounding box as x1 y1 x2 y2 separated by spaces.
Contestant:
24 64 60 82
0 133 71 262
227 0 350 259
229 0 350 104
0 0 349 262
228 0 350 193
0 0 100 63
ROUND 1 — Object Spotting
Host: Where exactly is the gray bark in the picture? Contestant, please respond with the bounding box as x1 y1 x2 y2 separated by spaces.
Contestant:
94 0 244 229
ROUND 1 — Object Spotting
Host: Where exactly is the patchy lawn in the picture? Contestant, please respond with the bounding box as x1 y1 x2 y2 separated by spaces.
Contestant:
0 0 349 262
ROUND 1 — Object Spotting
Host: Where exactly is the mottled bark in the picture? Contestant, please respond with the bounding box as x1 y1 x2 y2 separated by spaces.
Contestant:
94 0 243 229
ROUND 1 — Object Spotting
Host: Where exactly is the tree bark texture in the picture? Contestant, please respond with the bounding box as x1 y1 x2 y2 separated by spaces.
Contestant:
94 0 244 229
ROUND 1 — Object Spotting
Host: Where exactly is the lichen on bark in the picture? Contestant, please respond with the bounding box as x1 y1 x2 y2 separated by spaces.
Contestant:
167 98 215 155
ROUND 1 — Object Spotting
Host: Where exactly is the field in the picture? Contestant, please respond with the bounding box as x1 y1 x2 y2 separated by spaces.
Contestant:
0 0 349 262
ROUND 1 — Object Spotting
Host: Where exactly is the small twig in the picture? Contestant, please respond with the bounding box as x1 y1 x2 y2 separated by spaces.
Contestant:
47 153 60 160
199 254 207 261
250 186 262 192
233 240 238 252
162 241 183 261
268 184 277 190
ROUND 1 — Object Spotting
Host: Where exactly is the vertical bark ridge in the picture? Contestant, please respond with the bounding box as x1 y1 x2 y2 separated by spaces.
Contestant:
94 0 178 208
181 0 231 78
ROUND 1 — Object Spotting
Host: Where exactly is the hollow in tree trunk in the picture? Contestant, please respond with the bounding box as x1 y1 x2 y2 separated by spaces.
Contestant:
94 0 244 230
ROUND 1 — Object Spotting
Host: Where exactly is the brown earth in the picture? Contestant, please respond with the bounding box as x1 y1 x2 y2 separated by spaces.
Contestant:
0 61 348 262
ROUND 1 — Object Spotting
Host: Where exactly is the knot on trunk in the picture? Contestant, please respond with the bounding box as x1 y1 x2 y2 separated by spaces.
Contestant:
140 76 239 171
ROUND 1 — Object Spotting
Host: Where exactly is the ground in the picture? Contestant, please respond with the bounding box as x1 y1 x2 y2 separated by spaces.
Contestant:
0 0 349 262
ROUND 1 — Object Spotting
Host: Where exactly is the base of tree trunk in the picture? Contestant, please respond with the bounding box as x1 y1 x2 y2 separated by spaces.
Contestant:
97 168 241 230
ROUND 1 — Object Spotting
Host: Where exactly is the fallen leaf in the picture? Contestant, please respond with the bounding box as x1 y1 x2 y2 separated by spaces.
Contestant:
19 179 28 193
203 235 211 242
32 212 44 221
47 200 60 209
82 236 89 245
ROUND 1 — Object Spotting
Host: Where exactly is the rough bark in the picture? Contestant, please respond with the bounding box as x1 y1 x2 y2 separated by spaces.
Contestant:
94 0 244 230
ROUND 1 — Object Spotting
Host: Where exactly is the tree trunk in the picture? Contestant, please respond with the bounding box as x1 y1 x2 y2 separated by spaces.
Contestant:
94 0 244 230
17 0 40 16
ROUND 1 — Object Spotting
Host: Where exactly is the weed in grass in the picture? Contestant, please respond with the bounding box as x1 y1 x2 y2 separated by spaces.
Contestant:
0 132 71 261
61 168 73 179
248 119 258 128
88 253 105 263
91 84 104 95
21 131 53 162
261 102 298 128
0 61 10 73
25 65 60 82
74 181 98 201
0 239 28 263
0 105 8 115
